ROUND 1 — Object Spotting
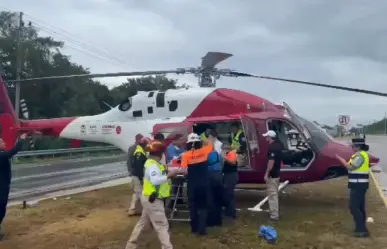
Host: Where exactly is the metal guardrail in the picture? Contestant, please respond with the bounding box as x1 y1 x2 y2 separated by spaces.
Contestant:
15 146 121 158
9 171 129 201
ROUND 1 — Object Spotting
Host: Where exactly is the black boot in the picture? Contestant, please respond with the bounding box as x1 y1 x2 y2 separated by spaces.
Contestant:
197 209 208 236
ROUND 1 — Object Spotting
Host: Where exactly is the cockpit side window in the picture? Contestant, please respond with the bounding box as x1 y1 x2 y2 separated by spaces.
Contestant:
156 92 165 108
169 100 178 112
118 98 132 112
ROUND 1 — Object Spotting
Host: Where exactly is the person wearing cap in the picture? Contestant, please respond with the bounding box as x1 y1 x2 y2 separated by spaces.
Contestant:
125 140 179 249
181 133 213 236
262 130 284 221
336 138 370 238
228 122 245 150
127 136 150 216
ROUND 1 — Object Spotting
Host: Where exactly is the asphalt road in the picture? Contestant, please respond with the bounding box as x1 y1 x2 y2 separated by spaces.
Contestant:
9 135 387 201
365 135 387 173
364 135 387 196
10 154 128 201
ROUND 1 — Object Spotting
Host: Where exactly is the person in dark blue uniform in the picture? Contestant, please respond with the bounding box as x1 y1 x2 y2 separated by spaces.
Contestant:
336 138 370 238
0 133 27 239
181 133 212 236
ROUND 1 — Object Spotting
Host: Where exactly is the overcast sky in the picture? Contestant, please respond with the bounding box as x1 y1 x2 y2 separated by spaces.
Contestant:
3 0 387 125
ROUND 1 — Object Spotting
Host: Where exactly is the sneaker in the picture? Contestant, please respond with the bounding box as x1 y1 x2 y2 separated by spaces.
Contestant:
127 211 141 217
269 217 280 221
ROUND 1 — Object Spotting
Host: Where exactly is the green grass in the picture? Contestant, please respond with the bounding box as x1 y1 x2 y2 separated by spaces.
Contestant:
1 178 387 249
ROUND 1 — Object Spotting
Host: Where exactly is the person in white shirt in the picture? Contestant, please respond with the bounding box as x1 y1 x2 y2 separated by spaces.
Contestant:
206 129 223 154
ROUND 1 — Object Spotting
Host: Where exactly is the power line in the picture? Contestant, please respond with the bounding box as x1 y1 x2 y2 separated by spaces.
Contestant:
23 14 130 65
33 24 128 68
30 22 130 67
0 7 133 69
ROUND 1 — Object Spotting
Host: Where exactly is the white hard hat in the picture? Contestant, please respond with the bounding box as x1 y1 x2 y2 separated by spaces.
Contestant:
262 130 277 138
187 133 201 143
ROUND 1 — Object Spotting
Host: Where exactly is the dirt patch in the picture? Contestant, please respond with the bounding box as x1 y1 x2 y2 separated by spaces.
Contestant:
1 178 386 249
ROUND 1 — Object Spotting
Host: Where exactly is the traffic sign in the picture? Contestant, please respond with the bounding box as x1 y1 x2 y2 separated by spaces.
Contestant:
338 115 350 126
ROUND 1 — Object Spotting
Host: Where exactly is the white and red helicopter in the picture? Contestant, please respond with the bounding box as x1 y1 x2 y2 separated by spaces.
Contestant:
0 52 383 188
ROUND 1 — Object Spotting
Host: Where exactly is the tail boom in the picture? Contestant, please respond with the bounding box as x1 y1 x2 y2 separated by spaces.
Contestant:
0 113 18 151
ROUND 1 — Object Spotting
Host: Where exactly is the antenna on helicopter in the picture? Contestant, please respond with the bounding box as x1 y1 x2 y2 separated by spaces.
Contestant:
101 101 113 110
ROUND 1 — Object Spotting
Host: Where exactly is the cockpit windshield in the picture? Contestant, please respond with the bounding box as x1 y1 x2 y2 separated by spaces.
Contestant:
118 97 132 112
297 116 332 151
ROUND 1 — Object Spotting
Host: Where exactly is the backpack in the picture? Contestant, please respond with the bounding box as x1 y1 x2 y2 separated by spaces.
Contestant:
259 225 278 244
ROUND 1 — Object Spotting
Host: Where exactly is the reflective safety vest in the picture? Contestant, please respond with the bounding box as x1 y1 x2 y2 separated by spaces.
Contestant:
142 159 171 199
231 129 243 150
133 145 146 156
348 151 369 189
201 133 208 141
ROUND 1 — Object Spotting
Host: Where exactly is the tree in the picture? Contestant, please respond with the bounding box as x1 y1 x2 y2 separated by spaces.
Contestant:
110 76 181 104
0 11 185 149
363 118 387 135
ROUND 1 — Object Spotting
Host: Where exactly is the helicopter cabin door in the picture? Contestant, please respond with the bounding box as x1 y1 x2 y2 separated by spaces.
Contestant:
282 102 316 150
239 114 260 170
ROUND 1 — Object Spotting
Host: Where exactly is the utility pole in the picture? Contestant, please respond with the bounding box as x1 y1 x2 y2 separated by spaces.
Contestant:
15 12 24 119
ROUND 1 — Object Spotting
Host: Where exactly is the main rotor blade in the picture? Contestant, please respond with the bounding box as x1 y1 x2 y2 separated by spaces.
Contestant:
5 70 180 83
229 71 387 98
201 52 233 68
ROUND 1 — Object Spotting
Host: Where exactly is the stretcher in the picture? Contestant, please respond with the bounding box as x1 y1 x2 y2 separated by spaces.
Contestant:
167 174 191 222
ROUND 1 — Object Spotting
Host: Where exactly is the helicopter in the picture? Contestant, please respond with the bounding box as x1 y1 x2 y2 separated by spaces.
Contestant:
0 52 382 187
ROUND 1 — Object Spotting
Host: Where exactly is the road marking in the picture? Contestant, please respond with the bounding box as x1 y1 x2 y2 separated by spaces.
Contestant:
8 177 131 207
370 171 387 209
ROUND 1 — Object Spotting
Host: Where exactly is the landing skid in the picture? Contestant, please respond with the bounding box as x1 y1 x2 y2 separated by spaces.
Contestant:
247 180 290 212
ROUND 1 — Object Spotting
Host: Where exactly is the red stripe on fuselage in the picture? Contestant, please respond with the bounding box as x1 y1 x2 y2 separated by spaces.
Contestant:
20 117 77 136
188 88 278 118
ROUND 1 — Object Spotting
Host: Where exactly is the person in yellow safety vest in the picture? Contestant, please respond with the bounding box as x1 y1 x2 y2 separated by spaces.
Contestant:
200 126 214 141
125 140 180 249
128 137 151 216
228 122 245 150
336 138 370 238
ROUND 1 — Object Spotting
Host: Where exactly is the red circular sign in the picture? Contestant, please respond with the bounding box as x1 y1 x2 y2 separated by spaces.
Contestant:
116 126 122 134
338 115 350 126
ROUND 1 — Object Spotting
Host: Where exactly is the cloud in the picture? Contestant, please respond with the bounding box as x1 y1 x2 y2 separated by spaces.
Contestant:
2 0 387 125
